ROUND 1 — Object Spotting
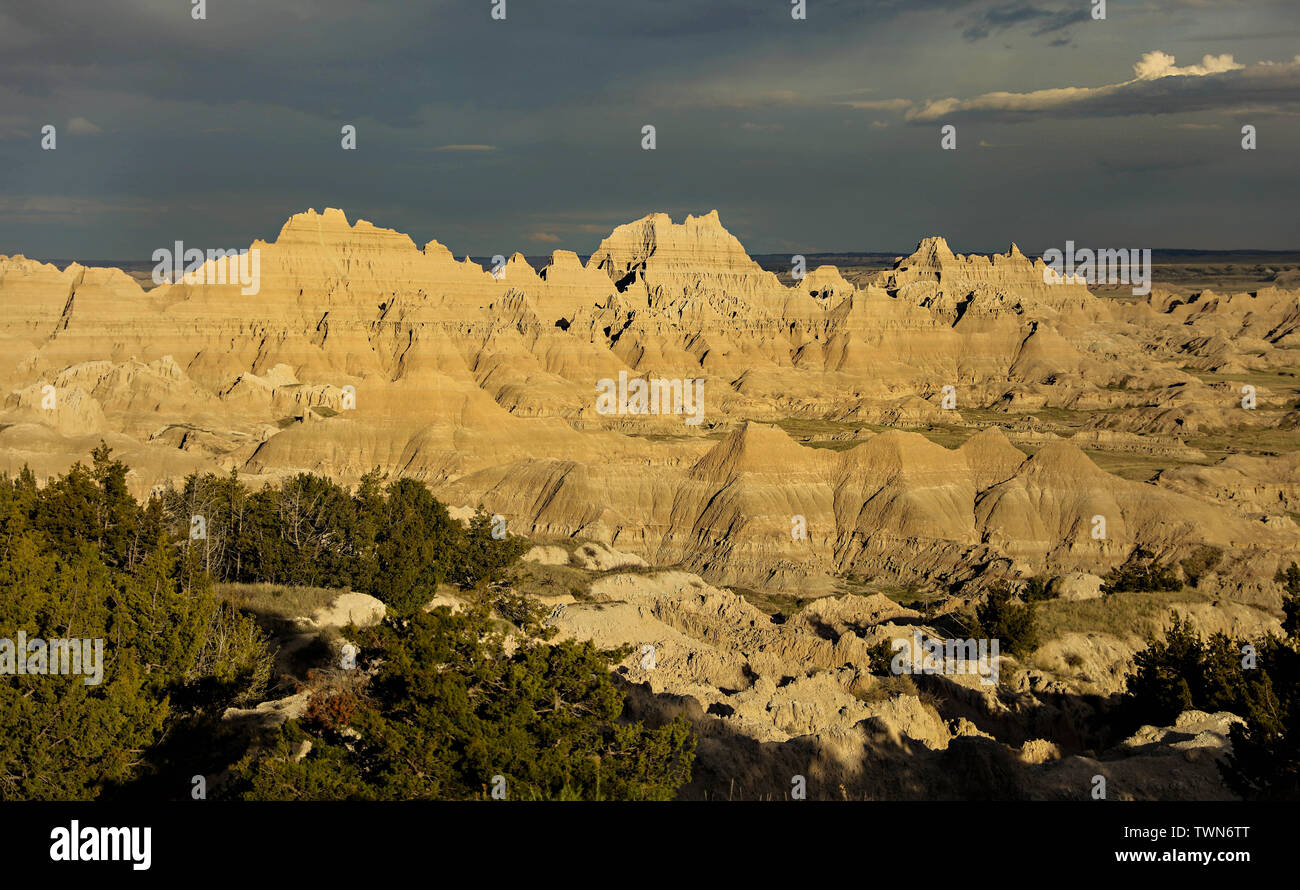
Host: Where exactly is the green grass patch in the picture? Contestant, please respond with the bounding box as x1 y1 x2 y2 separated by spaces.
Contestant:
217 581 343 622
1034 587 1215 641
1186 426 1300 458
733 586 811 620
508 560 595 601
1082 449 1195 481
1185 367 1300 393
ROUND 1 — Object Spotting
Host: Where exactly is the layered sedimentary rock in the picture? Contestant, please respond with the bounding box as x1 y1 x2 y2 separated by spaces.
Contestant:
1 208 1296 596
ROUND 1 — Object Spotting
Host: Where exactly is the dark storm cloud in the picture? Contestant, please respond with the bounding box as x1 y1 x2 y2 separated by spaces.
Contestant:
0 0 957 122
961 2 1089 42
0 0 1297 256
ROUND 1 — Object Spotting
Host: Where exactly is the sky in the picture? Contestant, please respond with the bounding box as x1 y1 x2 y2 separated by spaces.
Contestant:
2 0 1299 259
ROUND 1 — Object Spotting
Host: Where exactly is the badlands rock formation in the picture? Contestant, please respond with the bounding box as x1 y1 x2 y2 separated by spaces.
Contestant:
1 208 1297 602
542 569 1254 800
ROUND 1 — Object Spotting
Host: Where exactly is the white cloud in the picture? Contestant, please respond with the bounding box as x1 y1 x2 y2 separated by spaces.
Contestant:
0 196 165 221
906 53 1300 122
1133 51 1243 80
841 98 913 111
67 116 102 135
